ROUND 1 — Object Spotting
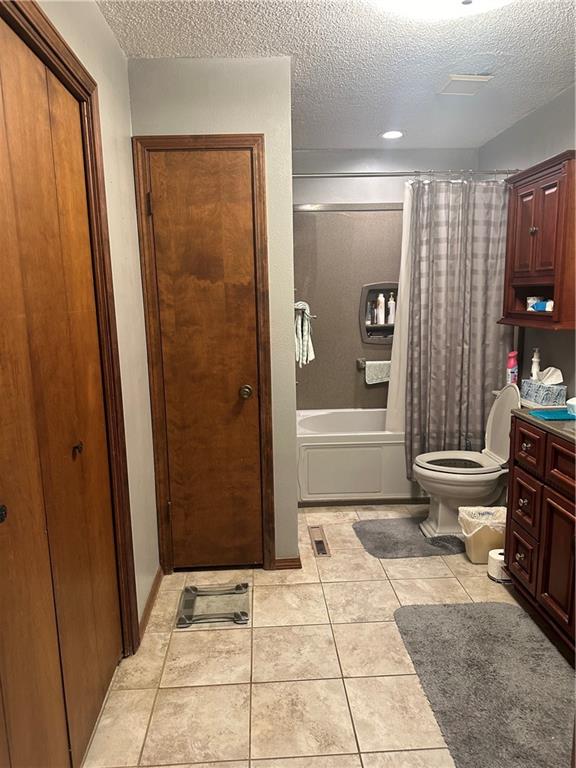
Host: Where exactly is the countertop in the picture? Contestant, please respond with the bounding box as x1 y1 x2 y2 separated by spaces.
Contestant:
513 408 576 443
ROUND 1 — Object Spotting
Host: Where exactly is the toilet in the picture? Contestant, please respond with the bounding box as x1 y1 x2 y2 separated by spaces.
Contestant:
413 384 521 537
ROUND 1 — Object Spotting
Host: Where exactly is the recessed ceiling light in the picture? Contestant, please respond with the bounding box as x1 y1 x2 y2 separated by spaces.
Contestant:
381 130 404 140
373 0 516 21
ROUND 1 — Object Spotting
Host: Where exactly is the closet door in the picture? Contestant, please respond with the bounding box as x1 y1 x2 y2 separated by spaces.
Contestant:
142 143 267 568
0 18 122 767
0 19 71 768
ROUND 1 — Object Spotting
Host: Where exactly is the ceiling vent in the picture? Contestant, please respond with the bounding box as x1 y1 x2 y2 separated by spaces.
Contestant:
439 74 495 96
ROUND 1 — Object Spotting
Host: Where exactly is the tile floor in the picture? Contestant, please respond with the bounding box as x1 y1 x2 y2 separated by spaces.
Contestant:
83 504 517 768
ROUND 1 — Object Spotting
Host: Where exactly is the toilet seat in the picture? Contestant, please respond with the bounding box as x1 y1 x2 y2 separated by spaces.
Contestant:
414 450 502 475
413 384 521 476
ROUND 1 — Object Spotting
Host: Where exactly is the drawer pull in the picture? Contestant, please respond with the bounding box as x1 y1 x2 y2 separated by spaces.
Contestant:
521 441 533 452
515 552 526 563
518 497 529 508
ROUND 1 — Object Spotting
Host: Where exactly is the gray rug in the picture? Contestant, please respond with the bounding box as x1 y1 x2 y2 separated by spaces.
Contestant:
353 515 465 558
395 603 574 768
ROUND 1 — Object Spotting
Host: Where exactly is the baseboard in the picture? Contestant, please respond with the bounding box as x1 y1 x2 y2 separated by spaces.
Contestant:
298 497 429 508
138 566 163 642
267 556 302 570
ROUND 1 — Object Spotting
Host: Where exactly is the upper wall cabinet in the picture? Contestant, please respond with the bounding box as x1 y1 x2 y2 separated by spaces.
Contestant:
501 150 575 330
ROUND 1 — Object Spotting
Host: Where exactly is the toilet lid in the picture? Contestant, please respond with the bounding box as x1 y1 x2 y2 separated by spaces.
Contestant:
483 383 521 464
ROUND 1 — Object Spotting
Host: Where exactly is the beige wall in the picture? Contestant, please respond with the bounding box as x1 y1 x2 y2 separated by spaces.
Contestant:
40 1 159 617
129 57 298 559
480 87 576 398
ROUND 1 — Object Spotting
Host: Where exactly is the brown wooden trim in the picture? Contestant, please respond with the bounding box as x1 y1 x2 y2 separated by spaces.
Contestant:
138 568 163 637
506 150 575 186
0 1 140 654
132 134 276 572
269 556 302 570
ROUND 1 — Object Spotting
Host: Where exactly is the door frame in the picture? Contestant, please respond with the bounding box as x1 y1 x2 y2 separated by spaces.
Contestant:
132 134 276 571
0 1 140 653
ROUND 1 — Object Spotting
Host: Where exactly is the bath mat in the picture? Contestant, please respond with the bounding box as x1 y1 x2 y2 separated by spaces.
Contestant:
353 515 465 558
394 603 574 768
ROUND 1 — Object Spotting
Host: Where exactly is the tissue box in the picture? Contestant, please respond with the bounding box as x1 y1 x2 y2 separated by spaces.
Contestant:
521 379 567 406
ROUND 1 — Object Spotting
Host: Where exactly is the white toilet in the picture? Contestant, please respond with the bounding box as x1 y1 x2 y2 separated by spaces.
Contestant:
413 384 521 537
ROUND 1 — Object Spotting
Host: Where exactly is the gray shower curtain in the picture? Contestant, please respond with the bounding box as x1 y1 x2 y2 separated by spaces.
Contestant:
405 179 513 478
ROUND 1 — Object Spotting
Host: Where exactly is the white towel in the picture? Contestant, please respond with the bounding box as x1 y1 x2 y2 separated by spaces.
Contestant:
294 302 315 368
365 360 391 385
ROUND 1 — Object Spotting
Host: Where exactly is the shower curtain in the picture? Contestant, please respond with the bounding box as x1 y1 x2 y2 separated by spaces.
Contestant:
402 178 513 479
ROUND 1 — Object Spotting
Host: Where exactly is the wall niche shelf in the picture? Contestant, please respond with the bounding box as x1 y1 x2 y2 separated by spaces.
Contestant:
360 282 397 345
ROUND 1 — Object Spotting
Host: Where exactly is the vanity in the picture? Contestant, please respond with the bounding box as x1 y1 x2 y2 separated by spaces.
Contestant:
505 410 575 656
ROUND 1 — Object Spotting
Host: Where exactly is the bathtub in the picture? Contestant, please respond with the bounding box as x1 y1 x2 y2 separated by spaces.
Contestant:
297 408 422 503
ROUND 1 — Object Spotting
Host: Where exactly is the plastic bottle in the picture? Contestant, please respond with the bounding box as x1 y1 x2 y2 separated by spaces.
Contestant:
531 348 541 380
387 293 396 325
376 293 386 325
506 351 519 385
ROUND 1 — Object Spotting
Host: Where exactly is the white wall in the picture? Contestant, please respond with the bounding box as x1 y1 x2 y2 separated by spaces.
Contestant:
293 148 479 204
479 88 575 171
480 86 576 398
40 1 159 617
129 57 298 559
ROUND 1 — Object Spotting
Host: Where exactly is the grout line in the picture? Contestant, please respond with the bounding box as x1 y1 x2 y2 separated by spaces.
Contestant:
248 578 254 763
135 599 175 767
317 564 363 765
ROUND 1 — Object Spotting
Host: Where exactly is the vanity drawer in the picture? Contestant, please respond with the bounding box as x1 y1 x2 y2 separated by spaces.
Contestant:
514 420 546 477
545 435 576 497
508 522 539 596
510 466 542 539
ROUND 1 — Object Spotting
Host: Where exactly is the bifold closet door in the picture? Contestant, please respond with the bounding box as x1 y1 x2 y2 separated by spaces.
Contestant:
146 146 265 567
0 18 122 767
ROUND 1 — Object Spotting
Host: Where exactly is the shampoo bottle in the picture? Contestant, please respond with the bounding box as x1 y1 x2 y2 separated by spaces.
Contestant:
376 293 386 325
387 292 396 325
506 351 519 385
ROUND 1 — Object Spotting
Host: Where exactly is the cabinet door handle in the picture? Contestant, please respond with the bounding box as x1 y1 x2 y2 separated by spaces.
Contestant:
521 441 532 452
518 497 528 508
0 505 7 524
529 226 539 235
515 552 526 563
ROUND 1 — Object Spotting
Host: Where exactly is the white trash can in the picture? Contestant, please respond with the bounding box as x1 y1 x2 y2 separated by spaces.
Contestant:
458 507 507 564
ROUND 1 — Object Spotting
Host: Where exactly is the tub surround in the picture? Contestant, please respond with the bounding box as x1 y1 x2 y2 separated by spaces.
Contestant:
293 207 402 410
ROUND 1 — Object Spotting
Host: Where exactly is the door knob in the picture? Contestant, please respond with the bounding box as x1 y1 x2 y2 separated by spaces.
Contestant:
239 384 254 400
529 226 539 236
515 552 525 563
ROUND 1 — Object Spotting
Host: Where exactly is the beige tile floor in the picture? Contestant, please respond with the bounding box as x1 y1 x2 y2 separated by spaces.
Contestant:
83 505 517 768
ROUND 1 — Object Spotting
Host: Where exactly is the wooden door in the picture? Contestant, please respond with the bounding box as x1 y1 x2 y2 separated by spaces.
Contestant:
511 183 537 276
0 17 122 766
0 19 71 767
135 136 273 570
537 488 575 639
532 171 564 276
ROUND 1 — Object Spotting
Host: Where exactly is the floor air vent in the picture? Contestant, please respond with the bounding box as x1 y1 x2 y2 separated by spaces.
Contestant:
308 525 331 557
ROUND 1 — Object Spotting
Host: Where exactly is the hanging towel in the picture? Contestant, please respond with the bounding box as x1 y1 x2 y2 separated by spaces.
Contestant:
365 360 391 385
294 301 315 367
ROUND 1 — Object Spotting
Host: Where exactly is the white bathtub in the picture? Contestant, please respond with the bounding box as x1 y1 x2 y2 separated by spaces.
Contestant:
297 408 421 503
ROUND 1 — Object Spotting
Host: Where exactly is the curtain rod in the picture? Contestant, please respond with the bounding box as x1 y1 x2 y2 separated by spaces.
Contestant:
293 169 520 179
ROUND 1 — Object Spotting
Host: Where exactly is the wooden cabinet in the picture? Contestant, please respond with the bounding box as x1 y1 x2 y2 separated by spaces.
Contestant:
501 151 575 329
506 414 576 655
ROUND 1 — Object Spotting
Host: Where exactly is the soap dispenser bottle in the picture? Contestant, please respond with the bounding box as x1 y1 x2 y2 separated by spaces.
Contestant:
531 348 541 380
376 293 386 325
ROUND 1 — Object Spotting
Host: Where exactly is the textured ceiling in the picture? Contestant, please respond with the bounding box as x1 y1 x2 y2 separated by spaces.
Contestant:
98 0 575 150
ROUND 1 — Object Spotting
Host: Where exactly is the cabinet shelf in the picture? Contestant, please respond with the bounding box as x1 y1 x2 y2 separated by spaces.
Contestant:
501 150 575 330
